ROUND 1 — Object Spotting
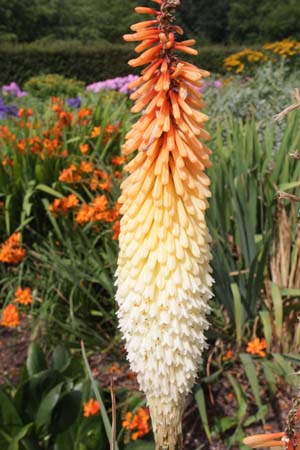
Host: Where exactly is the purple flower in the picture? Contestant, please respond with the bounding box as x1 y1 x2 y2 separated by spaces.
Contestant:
213 80 222 89
2 82 27 97
66 97 82 109
86 75 139 95
0 96 18 119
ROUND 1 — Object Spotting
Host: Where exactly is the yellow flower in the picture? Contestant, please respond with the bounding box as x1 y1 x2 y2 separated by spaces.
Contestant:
116 1 213 449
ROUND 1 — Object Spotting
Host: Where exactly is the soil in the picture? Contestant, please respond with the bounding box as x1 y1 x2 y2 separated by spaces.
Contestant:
0 325 294 450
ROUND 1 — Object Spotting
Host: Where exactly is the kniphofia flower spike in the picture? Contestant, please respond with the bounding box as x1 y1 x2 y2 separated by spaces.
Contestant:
116 1 213 448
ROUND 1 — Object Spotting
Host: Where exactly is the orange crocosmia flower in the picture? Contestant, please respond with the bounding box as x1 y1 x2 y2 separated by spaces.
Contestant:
14 287 32 305
91 126 101 138
89 177 99 191
0 232 26 264
77 108 93 119
49 194 79 215
79 143 90 154
79 161 93 173
75 204 94 224
99 179 112 191
83 399 100 417
122 408 150 441
58 164 81 183
223 350 234 361
112 220 120 240
246 337 267 357
112 156 126 166
17 139 26 153
108 363 122 374
57 111 73 127
1 304 20 327
93 195 108 212
2 158 14 167
18 108 33 118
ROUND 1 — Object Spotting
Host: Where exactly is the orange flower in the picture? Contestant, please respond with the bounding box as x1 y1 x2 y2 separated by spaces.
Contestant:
14 287 32 305
0 232 26 264
83 399 100 417
17 139 26 153
49 194 79 215
2 158 14 167
18 108 33 118
223 350 234 361
246 338 267 357
79 143 90 154
59 164 81 183
112 156 126 166
75 204 94 224
112 221 120 240
108 363 122 375
122 408 150 441
77 108 93 119
91 126 101 138
79 161 93 173
1 304 20 327
57 111 73 127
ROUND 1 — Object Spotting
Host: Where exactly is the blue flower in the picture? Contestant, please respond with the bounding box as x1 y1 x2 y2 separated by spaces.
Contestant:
66 97 82 109
0 96 18 119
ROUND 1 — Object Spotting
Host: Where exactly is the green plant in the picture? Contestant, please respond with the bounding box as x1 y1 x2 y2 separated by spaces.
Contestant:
24 74 85 98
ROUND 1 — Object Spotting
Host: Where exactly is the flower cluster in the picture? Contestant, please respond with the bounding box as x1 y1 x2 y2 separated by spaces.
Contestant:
2 82 27 98
224 49 268 73
0 287 33 328
83 399 100 417
0 232 26 264
0 304 20 327
86 75 139 95
122 408 150 441
224 40 300 73
263 39 300 57
246 337 267 357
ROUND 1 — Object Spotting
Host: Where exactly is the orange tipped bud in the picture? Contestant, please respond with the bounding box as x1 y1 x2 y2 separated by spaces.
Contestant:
243 432 285 448
135 7 158 15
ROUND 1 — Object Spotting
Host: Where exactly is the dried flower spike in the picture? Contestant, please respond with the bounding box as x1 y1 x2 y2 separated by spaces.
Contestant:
116 1 213 449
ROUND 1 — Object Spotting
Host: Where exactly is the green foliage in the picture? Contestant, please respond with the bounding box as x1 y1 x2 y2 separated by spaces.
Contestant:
0 42 244 86
228 0 300 43
24 74 84 98
0 42 137 85
0 343 85 449
0 0 140 44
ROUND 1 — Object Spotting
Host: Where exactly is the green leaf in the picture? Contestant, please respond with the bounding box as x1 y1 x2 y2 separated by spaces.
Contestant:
35 382 64 431
81 341 119 450
8 423 34 450
0 390 23 434
231 283 243 346
278 181 300 191
239 353 263 415
52 345 71 372
270 282 283 338
51 391 82 434
194 386 211 441
259 310 272 349
36 184 63 197
226 373 247 422
280 288 300 297
261 360 277 394
26 343 47 377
